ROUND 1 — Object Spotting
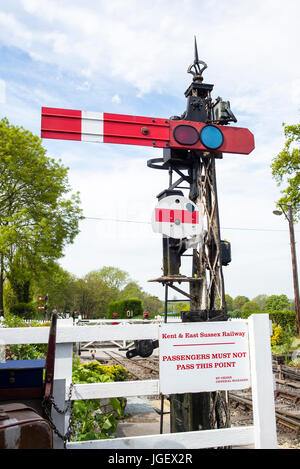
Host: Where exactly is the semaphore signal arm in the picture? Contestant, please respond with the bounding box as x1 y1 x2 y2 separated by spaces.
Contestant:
41 107 254 155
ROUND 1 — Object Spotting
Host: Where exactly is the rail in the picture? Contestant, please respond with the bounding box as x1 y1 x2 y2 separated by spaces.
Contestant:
229 392 300 432
0 314 277 449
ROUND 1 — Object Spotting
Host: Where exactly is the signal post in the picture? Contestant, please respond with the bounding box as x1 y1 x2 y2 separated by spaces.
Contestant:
40 39 254 435
148 42 235 431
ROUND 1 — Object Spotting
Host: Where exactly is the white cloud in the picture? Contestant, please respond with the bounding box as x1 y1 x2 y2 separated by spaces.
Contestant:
112 94 121 104
0 0 297 98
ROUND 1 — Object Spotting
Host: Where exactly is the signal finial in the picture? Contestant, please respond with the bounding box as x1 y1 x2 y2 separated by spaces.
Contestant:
187 36 207 80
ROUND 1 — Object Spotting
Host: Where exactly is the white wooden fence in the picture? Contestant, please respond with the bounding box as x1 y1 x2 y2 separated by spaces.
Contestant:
0 314 277 449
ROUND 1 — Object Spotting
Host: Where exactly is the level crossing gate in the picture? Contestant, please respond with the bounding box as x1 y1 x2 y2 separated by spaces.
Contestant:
0 313 277 449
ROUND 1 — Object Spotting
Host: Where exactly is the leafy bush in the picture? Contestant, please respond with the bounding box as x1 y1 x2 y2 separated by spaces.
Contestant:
2 313 47 360
9 302 37 319
107 298 143 319
265 294 292 311
241 310 297 335
240 310 298 363
71 398 121 441
70 359 129 441
228 310 242 319
241 301 260 312
72 360 130 383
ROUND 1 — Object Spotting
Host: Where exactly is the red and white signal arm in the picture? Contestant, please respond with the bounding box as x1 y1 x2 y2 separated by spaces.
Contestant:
41 108 254 155
151 195 203 239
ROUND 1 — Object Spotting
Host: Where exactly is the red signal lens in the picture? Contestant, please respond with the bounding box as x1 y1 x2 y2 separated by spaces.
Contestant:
173 125 199 145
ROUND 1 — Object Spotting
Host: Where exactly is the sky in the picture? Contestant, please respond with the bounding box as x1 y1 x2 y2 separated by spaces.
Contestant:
0 0 299 303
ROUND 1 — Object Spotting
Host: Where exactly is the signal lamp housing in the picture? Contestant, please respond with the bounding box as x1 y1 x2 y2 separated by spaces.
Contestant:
173 124 199 146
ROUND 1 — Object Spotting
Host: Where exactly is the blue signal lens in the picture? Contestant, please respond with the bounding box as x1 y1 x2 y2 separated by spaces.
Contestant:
200 125 224 150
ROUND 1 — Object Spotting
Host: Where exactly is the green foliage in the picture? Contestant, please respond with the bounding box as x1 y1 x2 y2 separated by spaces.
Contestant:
9 302 37 319
271 323 298 363
265 294 292 311
71 266 130 318
252 294 268 310
71 398 119 441
120 281 143 300
232 296 249 311
31 264 77 315
168 301 190 314
225 294 233 311
141 295 163 315
71 359 128 441
241 310 297 335
72 360 130 383
1 313 47 359
271 123 300 220
228 310 242 319
239 309 298 363
3 261 163 319
0 117 83 313
7 253 32 303
120 281 162 316
107 298 143 319
269 311 297 335
241 301 260 312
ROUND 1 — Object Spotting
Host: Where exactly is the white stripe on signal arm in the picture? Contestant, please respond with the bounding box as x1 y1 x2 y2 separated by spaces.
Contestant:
81 111 104 143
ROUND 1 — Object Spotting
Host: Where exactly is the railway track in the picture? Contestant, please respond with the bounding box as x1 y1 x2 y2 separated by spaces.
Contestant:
101 350 159 380
229 392 300 432
273 364 300 391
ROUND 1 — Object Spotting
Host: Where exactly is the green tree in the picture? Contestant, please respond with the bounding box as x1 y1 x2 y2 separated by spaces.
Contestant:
271 123 300 220
252 294 268 310
0 118 82 313
265 294 292 311
82 267 129 317
241 301 260 313
120 281 163 316
31 265 77 315
232 296 250 311
225 294 233 311
72 278 98 317
7 252 32 303
94 266 129 291
120 281 144 300
143 295 163 315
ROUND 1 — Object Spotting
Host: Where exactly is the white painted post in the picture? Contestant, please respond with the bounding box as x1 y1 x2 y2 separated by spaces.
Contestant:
248 314 277 448
51 342 73 449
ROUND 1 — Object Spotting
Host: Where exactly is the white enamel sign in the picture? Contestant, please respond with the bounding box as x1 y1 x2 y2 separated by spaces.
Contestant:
159 321 250 394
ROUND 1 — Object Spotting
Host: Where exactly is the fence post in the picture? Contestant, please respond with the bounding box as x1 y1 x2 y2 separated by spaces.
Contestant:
51 342 73 448
248 313 277 448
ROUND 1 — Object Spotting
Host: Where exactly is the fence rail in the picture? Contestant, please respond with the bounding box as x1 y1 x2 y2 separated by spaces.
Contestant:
0 314 277 449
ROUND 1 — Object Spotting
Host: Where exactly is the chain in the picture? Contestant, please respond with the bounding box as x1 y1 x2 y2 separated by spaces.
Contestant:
42 382 74 448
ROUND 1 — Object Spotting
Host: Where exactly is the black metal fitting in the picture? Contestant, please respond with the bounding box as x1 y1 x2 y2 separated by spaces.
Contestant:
126 340 159 359
220 240 231 266
181 309 227 322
